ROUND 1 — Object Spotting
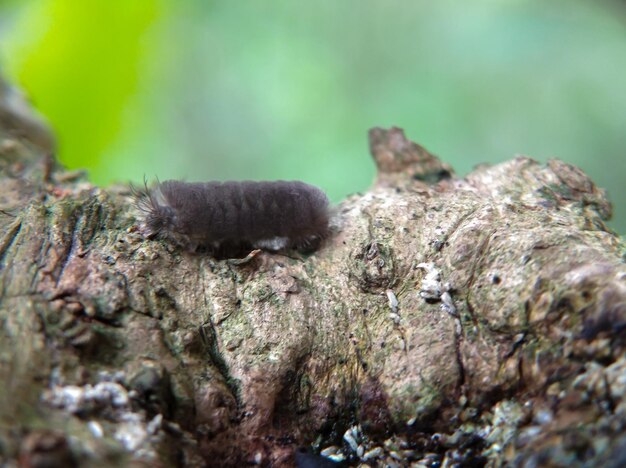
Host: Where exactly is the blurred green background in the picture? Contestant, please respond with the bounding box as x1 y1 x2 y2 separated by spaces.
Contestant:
0 0 624 234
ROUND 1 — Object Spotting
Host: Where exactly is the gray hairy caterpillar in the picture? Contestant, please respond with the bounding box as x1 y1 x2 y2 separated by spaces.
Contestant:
134 179 331 257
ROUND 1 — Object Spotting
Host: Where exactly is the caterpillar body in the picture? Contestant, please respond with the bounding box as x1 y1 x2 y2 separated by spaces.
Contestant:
134 180 330 256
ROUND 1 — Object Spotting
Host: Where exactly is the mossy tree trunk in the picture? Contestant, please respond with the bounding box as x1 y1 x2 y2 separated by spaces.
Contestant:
1 76 625 467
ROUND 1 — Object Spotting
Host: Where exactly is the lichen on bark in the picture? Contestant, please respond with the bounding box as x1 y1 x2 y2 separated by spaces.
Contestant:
0 79 625 467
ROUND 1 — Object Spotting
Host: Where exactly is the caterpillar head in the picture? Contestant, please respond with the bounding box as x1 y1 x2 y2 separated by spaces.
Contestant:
132 180 176 240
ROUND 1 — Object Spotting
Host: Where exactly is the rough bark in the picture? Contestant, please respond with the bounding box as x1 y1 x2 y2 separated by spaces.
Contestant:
0 77 625 468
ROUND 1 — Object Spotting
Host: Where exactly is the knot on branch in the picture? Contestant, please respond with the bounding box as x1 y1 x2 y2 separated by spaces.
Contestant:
369 127 453 187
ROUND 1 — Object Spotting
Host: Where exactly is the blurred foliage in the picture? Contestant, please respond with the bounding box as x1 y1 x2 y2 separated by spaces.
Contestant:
0 0 624 234
0 0 162 168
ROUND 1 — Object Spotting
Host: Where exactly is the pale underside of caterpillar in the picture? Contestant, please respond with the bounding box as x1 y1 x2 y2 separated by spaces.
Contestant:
134 180 331 257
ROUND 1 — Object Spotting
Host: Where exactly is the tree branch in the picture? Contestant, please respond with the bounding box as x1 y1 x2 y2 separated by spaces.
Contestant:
1 79 624 467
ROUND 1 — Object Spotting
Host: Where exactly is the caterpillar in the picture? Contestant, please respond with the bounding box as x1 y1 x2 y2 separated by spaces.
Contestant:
134 179 331 256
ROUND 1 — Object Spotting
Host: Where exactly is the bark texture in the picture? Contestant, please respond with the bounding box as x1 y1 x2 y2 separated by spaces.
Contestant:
0 78 625 468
